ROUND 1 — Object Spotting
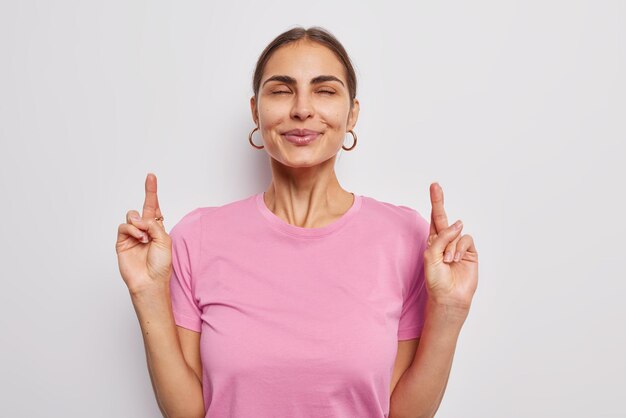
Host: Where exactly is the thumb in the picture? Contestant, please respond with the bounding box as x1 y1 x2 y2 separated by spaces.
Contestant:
429 220 463 256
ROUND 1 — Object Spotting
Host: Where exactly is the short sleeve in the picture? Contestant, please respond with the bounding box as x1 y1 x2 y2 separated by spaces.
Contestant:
397 210 430 340
168 209 203 333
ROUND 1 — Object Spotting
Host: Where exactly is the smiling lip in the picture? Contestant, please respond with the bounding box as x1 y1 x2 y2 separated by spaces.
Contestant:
281 129 322 145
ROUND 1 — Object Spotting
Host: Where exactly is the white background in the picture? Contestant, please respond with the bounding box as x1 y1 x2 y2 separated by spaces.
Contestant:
1 0 624 416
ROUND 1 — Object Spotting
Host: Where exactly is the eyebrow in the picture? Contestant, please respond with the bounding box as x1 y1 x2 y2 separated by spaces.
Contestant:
261 75 345 88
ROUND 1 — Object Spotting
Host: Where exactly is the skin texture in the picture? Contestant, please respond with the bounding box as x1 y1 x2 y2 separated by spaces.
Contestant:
249 39 361 228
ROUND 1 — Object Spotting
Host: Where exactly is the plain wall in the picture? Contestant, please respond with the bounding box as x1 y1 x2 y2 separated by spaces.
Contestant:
0 0 624 416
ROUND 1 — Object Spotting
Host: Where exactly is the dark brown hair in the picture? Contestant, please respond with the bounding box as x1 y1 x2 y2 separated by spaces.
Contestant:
252 26 358 110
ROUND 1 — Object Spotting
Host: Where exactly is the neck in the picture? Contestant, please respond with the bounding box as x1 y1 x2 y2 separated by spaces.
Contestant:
263 155 354 229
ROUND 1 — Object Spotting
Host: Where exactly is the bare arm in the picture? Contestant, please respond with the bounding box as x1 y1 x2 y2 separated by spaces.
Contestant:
131 286 205 418
389 299 467 418
390 338 419 395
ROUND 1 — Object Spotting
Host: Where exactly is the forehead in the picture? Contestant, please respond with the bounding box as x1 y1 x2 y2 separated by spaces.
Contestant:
262 41 346 83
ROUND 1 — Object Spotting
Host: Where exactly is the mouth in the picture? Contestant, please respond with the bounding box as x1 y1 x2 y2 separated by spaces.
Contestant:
281 129 322 146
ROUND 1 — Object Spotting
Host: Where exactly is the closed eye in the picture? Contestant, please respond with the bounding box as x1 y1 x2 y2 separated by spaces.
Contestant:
270 90 335 95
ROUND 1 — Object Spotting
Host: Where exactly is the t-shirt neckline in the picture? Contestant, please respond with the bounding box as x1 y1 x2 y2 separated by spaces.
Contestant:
255 191 362 238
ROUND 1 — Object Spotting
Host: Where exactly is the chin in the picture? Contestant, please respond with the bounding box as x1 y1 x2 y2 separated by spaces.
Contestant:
279 158 321 168
278 152 337 169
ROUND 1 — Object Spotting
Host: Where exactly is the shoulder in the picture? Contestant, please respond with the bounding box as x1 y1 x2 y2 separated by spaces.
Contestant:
360 195 430 236
169 207 212 238
168 194 255 238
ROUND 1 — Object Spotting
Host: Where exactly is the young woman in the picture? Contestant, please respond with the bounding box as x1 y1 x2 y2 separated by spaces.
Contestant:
116 26 478 418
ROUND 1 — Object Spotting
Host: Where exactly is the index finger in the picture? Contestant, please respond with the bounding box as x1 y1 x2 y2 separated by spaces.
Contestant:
142 172 161 220
429 182 448 234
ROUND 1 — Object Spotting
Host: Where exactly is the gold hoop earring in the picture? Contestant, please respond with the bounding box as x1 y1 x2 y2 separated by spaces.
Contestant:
342 130 357 151
248 127 264 149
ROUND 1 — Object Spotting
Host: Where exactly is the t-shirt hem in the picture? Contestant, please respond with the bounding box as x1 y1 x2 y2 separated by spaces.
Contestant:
172 310 202 333
397 323 425 340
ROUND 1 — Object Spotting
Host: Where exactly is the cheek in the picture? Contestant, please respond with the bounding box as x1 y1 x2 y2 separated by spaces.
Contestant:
319 109 347 127
259 105 288 124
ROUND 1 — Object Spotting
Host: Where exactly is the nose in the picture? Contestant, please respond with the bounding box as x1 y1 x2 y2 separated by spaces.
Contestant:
289 92 314 120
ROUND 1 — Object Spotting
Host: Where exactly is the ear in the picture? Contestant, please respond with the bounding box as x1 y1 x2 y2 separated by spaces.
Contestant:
346 98 360 131
250 96 258 125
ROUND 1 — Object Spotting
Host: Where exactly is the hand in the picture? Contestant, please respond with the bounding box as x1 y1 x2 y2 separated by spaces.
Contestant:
423 182 478 312
115 173 172 295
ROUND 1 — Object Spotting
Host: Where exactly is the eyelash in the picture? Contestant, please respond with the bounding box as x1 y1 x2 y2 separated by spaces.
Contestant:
271 90 335 95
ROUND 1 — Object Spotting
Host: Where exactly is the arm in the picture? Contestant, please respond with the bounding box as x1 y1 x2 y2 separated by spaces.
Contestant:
131 286 205 418
390 338 419 395
389 298 468 418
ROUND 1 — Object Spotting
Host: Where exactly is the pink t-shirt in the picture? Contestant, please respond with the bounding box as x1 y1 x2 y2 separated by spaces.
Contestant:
169 191 430 418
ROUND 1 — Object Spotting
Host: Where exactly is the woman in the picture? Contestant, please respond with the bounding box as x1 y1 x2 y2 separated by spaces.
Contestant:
116 26 478 418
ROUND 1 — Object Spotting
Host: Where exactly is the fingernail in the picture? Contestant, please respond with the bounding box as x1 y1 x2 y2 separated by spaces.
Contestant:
454 252 460 262
140 234 149 243
131 216 141 222
444 252 453 262
454 220 462 229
